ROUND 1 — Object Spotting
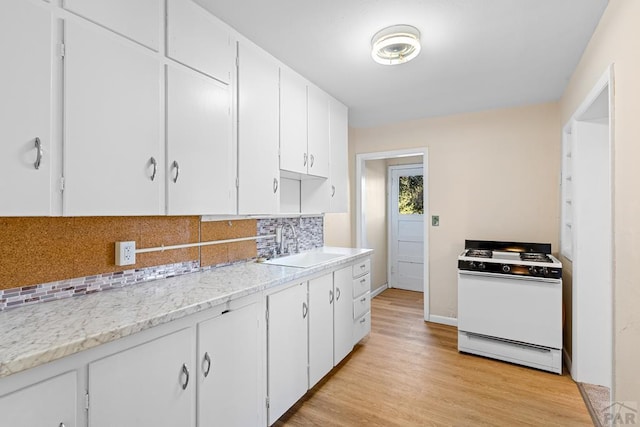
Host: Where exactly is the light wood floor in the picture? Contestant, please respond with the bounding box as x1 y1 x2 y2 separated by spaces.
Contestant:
275 288 592 427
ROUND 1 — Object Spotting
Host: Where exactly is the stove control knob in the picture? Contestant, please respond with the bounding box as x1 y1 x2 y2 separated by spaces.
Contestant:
502 264 511 273
541 267 549 277
468 261 475 269
529 266 538 275
477 262 486 270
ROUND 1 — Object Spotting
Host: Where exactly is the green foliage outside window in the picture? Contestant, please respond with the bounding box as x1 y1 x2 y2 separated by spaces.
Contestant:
398 175 424 214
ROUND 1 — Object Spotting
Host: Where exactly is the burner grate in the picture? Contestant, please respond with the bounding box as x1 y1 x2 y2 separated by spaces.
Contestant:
520 253 552 263
466 249 493 258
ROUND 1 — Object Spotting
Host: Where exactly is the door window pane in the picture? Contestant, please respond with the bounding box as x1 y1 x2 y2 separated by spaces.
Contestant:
398 175 423 214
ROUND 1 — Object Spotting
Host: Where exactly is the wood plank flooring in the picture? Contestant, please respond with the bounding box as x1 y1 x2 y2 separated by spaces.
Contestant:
275 288 592 427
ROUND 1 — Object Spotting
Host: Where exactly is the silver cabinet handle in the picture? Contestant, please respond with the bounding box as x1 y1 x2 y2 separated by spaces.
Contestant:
59 424 66 427
336 287 341 301
310 154 315 167
273 177 278 193
203 352 211 378
331 185 336 197
181 363 190 390
34 137 43 170
360 317 366 324
172 161 180 183
360 297 367 303
360 264 366 269
149 157 157 181
303 153 308 167
329 289 334 304
360 278 366 284
302 301 308 319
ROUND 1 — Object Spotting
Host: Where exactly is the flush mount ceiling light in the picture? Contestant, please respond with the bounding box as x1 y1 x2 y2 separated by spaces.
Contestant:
371 24 421 65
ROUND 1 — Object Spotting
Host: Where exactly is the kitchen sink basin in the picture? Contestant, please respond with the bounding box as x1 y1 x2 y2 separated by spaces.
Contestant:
261 251 344 268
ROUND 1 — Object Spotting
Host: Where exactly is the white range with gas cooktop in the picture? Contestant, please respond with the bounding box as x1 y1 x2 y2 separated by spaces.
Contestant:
457 240 563 374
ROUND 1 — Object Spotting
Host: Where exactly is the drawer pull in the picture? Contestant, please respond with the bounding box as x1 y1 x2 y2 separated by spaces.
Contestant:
360 317 366 324
203 352 212 378
181 363 190 390
360 264 366 269
59 424 66 427
360 297 367 303
360 278 366 284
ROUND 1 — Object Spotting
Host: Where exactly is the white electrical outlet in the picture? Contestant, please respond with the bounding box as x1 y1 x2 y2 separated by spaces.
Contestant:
115 241 136 266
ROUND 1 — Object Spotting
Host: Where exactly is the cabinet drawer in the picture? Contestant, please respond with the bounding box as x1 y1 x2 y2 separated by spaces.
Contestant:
352 258 371 278
352 273 370 298
353 311 371 345
353 291 370 320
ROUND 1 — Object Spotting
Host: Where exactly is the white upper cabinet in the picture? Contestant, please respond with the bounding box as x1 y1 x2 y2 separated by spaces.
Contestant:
166 65 234 215
64 22 163 216
167 0 234 84
237 42 280 214
63 0 160 51
0 0 54 216
307 84 331 178
280 68 308 175
329 98 349 213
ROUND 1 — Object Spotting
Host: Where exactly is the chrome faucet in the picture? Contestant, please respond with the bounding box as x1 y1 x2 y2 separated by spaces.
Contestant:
276 223 299 255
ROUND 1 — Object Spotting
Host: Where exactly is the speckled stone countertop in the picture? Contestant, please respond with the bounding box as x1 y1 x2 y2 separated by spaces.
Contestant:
0 247 372 379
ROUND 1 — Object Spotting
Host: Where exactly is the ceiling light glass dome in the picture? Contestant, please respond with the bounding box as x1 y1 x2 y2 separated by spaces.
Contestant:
371 25 421 65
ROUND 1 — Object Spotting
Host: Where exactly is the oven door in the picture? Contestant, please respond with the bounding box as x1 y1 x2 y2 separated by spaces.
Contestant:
458 270 562 349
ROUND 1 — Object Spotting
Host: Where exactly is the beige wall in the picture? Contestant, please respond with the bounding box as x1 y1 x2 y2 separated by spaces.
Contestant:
338 103 561 318
363 160 388 290
559 0 640 403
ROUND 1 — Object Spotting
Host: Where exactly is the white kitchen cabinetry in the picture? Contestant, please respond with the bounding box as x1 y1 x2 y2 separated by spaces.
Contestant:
166 65 234 215
308 274 335 388
279 68 308 175
267 282 308 425
0 371 77 427
352 258 372 345
197 302 260 426
88 328 195 427
0 0 54 216
333 266 354 363
63 0 160 51
64 21 163 216
238 42 280 214
167 0 233 83
328 98 349 213
306 85 331 178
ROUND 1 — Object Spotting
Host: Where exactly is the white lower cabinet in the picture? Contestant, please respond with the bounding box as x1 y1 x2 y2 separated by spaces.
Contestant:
333 266 354 363
88 328 195 427
0 371 78 427
308 274 334 387
266 282 308 425
197 302 260 426
352 258 372 345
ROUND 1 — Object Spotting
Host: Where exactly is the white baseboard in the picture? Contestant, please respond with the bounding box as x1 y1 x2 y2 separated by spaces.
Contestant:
371 283 388 298
428 315 458 327
563 348 572 375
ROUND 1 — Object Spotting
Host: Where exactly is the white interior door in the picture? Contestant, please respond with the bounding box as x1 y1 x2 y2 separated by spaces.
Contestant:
389 165 424 292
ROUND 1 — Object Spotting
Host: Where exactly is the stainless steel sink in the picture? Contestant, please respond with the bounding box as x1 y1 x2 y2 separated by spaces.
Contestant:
261 252 344 268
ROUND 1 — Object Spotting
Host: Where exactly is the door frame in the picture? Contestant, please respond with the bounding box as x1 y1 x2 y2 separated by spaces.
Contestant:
355 148 429 321
388 164 424 291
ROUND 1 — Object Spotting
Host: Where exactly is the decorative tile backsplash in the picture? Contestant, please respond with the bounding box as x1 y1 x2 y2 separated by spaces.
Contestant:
0 216 325 311
257 216 324 258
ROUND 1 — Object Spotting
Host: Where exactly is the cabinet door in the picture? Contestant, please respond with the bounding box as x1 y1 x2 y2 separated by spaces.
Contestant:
238 42 280 214
63 0 160 50
0 371 77 427
329 98 349 213
280 68 308 175
64 22 162 215
167 0 233 83
333 266 354 364
307 85 330 178
166 65 234 215
0 0 53 216
88 328 194 427
197 303 260 427
308 274 334 388
267 283 308 425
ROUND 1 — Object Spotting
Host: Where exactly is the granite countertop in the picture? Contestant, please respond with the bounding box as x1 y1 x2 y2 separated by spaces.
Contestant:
0 247 372 379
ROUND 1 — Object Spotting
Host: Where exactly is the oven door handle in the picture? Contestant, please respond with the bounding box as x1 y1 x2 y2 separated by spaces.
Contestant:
458 269 561 284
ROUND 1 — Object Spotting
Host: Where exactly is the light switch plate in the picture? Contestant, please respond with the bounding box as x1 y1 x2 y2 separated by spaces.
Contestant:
432 215 440 226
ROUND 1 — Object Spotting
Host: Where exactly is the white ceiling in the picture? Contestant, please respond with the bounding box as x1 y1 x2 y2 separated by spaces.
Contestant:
195 0 608 128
